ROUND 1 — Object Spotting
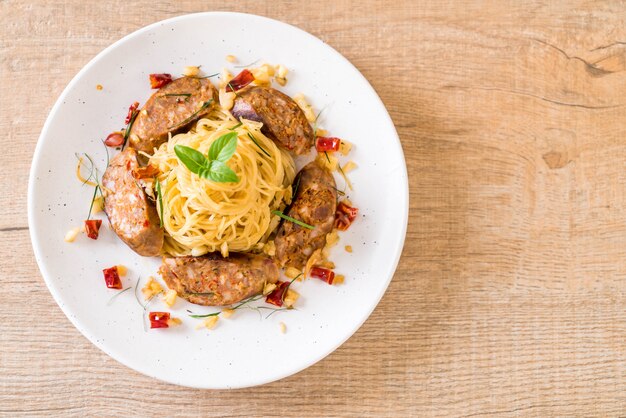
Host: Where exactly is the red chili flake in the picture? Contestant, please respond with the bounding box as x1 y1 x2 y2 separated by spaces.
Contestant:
104 132 124 147
131 165 159 179
125 101 140 124
103 266 122 289
310 266 335 284
265 281 291 307
315 137 341 152
84 219 102 240
149 312 170 328
149 73 173 89
225 69 255 92
335 201 359 231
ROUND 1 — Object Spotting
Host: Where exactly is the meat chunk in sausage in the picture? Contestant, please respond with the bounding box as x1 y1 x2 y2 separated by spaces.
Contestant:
102 148 163 256
274 160 337 270
129 76 218 154
159 253 279 306
231 86 314 155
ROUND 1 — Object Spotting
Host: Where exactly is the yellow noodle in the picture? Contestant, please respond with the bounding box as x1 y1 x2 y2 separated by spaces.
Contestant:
149 107 295 256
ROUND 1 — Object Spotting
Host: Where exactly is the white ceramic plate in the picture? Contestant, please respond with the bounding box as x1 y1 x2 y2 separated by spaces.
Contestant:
28 12 408 389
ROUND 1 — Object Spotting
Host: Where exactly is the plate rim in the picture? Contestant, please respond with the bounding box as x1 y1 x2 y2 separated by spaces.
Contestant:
27 11 409 389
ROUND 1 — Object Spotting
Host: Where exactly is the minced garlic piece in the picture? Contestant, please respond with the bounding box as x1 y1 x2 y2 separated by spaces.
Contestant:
116 265 128 276
225 55 237 63
342 161 358 174
342 198 354 207
285 267 302 279
220 241 229 258
293 93 316 123
339 140 352 156
262 63 276 77
219 67 233 89
183 65 200 77
142 277 163 300
163 289 177 307
283 289 299 308
196 315 219 330
251 66 271 87
326 230 339 247
316 152 339 172
334 275 345 285
345 245 353 253
263 240 276 257
219 89 236 111
64 227 81 243
316 128 329 137
221 308 235 318
279 322 287 334
304 249 323 278
276 64 288 79
319 260 335 269
91 196 103 214
263 282 277 295
167 317 182 327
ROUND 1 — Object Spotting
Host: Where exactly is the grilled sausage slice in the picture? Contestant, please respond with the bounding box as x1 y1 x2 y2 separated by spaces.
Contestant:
274 160 337 270
159 253 279 306
129 76 218 154
231 87 314 155
102 148 163 256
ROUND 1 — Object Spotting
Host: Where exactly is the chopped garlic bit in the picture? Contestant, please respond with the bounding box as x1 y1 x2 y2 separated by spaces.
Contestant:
220 241 229 258
304 248 323 278
222 308 235 318
64 227 81 243
142 277 163 300
251 66 271 87
345 245 353 253
326 230 339 247
279 322 287 334
293 93 316 123
342 161 358 174
316 128 329 137
339 140 352 156
219 67 233 89
163 289 177 307
116 265 128 276
276 64 288 78
263 282 277 295
283 289 299 308
91 196 104 213
263 240 276 257
334 275 345 285
316 151 339 172
319 260 335 269
183 65 200 77
219 88 236 110
167 317 182 327
285 267 303 280
196 315 219 330
225 55 237 63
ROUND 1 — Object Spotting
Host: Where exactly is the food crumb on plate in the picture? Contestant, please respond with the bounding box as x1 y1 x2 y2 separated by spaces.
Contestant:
167 317 182 327
345 245 352 253
142 276 163 299
163 289 177 307
225 54 237 63
182 65 200 77
196 315 219 330
279 322 286 334
64 227 81 243
334 274 345 285
96 84 103 90
222 308 235 318
116 264 127 276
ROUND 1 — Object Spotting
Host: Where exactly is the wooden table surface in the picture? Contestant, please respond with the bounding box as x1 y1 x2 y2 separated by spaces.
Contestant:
2 1 626 416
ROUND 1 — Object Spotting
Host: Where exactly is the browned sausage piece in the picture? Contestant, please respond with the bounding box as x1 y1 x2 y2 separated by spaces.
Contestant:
102 148 164 256
129 77 218 154
274 160 337 270
159 253 279 306
231 86 315 155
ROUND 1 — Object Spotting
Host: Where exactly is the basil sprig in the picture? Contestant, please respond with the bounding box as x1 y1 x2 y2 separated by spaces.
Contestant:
174 132 240 183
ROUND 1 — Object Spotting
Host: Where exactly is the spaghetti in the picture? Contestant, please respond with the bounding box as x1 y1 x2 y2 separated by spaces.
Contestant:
149 107 295 256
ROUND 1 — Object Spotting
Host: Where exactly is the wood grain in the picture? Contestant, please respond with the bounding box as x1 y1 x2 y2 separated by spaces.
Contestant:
2 1 626 416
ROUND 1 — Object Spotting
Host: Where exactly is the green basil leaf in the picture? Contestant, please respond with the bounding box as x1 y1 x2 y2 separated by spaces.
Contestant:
174 145 208 175
208 161 240 183
208 131 238 163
